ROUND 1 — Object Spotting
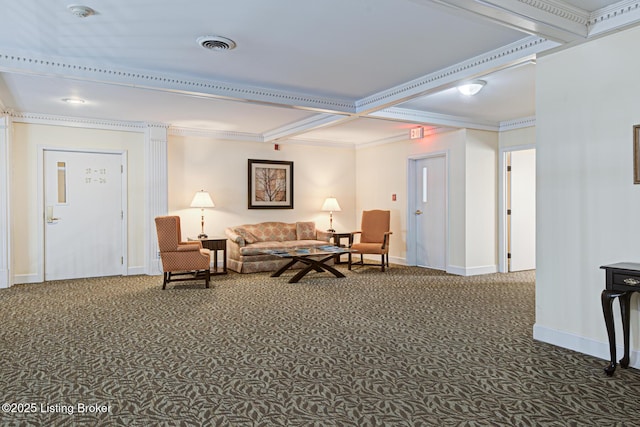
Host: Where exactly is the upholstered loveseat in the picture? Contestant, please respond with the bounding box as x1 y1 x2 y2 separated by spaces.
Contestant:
225 221 331 273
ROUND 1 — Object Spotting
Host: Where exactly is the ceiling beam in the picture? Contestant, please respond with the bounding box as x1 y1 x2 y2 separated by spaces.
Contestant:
0 49 357 115
369 107 500 131
356 36 557 115
262 113 349 142
428 0 589 43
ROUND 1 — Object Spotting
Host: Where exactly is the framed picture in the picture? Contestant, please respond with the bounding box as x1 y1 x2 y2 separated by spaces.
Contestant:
248 159 294 209
635 125 640 184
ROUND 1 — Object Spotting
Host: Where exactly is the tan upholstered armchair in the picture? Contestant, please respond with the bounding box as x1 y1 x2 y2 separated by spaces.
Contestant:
348 210 392 272
155 216 211 289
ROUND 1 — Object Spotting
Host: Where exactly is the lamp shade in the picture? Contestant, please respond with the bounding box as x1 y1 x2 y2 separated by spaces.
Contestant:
190 190 215 208
321 197 341 212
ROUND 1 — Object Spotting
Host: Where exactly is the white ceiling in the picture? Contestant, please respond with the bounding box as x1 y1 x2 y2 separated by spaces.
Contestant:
0 0 635 146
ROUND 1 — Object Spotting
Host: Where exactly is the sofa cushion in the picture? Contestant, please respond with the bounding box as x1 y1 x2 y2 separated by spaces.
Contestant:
243 222 297 242
234 227 258 244
239 240 328 256
296 221 316 240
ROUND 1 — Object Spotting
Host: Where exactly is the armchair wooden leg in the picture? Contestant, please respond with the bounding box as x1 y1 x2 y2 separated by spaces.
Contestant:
205 269 210 288
162 272 169 290
381 254 385 272
348 252 352 270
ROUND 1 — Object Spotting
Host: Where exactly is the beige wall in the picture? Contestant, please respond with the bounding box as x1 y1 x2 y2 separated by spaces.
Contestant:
11 123 145 282
465 130 498 269
356 128 499 273
499 126 535 149
535 25 640 362
167 135 357 240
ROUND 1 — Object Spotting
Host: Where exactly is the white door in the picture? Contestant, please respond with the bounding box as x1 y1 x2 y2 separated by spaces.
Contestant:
44 150 124 280
414 156 446 270
509 149 536 271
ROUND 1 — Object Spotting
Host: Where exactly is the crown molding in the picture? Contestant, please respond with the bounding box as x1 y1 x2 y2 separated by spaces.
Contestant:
499 116 536 131
356 36 558 114
9 111 149 132
514 0 589 24
588 0 640 36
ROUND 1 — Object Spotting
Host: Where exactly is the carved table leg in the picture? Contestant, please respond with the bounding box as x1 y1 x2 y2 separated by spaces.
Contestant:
601 289 628 376
619 291 632 369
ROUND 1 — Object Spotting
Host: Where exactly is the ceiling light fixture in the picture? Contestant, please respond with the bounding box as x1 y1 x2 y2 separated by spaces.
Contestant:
62 98 85 104
197 36 237 51
457 80 486 96
67 5 95 18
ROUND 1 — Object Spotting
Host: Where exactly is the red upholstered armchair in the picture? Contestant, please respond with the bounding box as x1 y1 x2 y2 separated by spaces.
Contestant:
348 210 392 272
155 216 211 289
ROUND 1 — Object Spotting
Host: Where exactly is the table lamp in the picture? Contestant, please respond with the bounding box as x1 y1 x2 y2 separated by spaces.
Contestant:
190 190 215 238
321 197 341 232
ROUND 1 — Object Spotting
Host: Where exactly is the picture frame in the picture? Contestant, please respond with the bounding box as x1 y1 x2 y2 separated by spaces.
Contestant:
248 159 294 209
635 125 640 184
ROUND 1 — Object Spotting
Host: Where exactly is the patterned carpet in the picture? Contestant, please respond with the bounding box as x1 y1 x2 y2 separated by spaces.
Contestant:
1 266 639 426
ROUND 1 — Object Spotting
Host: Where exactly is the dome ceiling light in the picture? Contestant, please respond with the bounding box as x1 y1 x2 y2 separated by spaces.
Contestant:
457 80 486 96
197 36 237 51
67 5 95 18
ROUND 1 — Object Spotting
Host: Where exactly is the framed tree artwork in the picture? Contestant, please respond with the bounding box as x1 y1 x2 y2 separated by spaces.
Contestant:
248 159 294 209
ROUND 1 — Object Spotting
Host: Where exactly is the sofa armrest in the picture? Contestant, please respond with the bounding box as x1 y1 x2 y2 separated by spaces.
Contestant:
225 228 245 247
317 230 332 242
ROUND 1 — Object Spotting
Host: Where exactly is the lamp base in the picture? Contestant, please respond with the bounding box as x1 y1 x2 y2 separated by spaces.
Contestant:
326 228 336 233
197 233 208 239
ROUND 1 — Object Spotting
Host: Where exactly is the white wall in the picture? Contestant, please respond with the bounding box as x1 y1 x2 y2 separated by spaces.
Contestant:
535 25 640 363
167 135 357 240
11 123 145 283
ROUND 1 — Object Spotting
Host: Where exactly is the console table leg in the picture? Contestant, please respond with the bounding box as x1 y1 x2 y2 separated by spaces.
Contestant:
619 291 632 369
601 290 620 376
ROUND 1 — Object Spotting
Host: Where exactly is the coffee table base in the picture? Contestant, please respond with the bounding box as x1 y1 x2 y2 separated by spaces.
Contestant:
271 254 346 283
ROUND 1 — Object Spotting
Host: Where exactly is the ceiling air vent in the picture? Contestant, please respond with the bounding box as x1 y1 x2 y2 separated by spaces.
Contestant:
197 36 236 51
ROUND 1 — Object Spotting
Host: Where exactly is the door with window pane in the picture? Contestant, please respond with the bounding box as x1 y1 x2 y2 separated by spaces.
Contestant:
414 155 446 270
44 150 124 280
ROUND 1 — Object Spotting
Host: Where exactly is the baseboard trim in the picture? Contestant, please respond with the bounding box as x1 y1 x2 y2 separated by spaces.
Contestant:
447 264 497 276
127 266 145 276
533 323 640 370
13 273 41 285
0 269 8 288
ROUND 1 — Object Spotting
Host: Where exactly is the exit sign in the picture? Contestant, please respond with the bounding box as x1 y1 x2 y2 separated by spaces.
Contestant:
410 127 424 139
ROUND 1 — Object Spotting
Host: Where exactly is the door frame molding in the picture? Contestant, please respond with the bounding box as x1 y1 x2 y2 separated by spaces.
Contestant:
406 151 449 268
498 143 535 273
37 146 128 282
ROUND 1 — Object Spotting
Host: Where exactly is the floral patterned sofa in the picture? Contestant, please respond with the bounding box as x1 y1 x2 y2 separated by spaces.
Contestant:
225 221 331 273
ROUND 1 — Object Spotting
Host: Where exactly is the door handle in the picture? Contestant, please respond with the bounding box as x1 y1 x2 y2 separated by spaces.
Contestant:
46 206 61 223
415 210 423 215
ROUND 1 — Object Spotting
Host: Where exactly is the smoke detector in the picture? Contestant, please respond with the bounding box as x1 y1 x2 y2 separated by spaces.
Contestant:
197 36 237 51
67 5 95 18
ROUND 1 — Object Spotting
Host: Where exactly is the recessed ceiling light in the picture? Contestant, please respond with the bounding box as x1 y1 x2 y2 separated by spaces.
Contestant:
62 98 85 105
457 80 486 96
67 5 95 18
197 35 237 51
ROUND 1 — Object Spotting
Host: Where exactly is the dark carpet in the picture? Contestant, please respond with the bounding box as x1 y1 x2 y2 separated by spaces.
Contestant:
0 266 638 426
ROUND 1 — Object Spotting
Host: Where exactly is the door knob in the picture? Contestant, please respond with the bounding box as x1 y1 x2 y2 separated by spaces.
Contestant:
415 210 423 215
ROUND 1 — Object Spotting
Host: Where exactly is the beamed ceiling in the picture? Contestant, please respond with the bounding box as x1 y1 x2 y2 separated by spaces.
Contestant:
0 0 638 146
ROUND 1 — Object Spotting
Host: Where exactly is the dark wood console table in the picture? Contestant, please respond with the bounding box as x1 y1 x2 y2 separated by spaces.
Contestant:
600 262 640 376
